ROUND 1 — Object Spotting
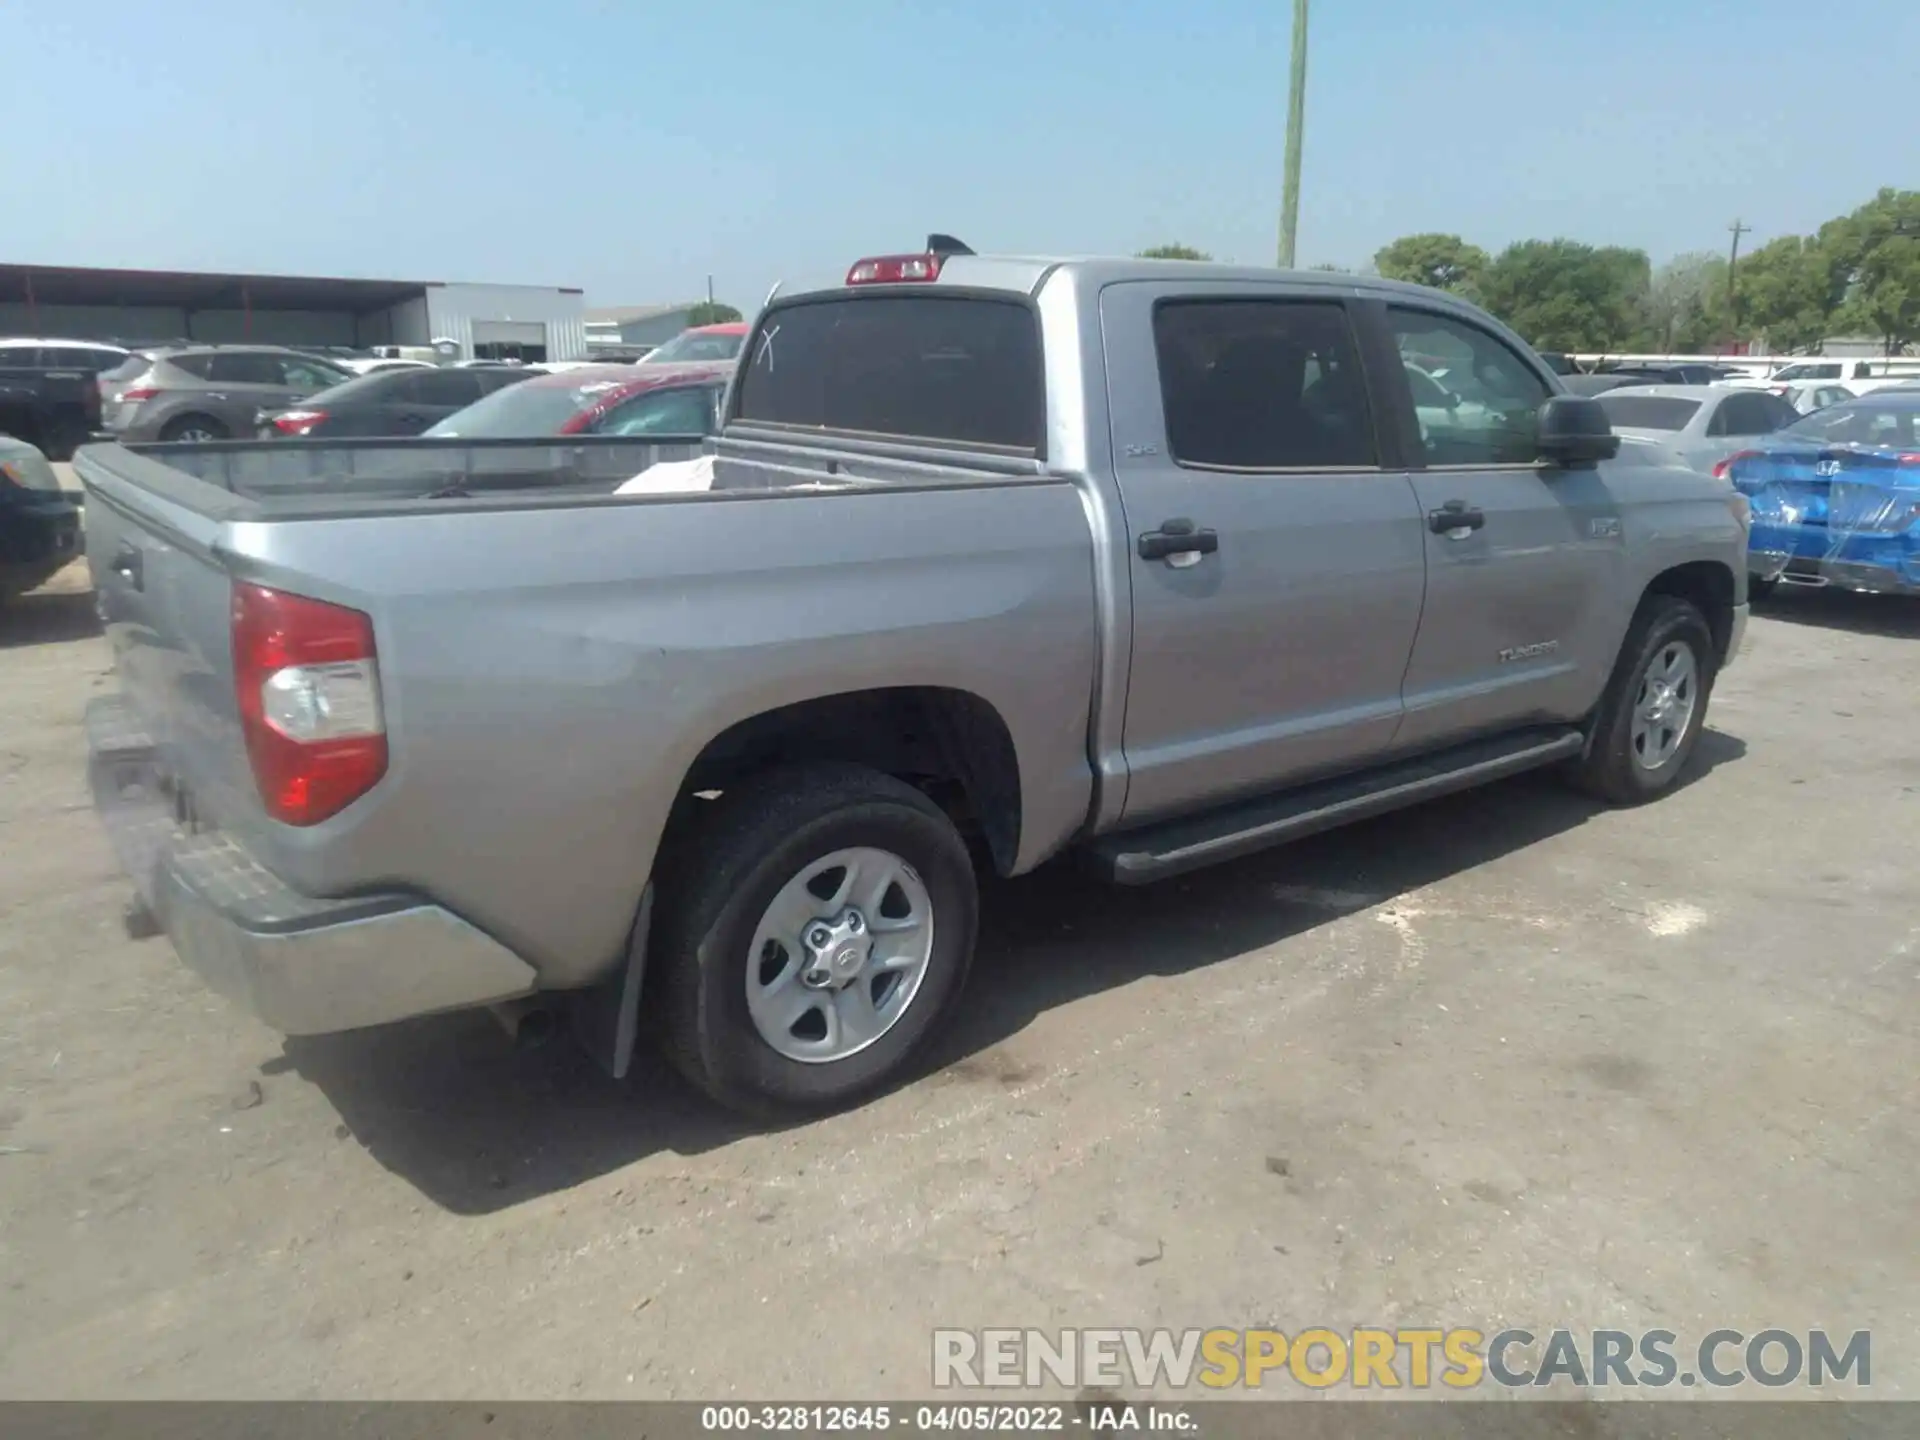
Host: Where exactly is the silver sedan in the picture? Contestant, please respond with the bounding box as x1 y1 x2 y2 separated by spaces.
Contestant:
1594 384 1800 475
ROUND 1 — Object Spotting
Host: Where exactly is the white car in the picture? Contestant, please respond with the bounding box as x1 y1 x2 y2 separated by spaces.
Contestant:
1595 384 1799 475
1775 381 1859 415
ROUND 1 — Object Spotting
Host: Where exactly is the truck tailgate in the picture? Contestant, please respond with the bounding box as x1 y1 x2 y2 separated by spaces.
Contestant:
81 459 263 837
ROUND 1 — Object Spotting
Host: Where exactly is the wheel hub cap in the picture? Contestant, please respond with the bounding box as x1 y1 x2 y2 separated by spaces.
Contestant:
801 909 872 989
745 847 937 1065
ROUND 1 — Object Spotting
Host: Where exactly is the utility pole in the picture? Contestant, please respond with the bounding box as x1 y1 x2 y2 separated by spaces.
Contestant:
1725 219 1748 347
706 274 715 305
1277 0 1309 268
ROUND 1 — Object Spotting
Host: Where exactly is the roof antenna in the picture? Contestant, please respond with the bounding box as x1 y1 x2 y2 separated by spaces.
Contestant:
927 234 974 256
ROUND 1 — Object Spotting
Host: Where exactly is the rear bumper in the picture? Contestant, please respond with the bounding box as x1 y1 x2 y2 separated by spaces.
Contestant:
86 695 537 1036
1750 521 1920 595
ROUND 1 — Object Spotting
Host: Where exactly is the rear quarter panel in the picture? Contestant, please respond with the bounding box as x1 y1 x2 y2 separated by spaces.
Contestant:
221 482 1101 989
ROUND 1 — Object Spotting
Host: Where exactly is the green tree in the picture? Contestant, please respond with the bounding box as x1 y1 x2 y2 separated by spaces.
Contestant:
1821 188 1920 354
1475 240 1651 352
1137 244 1211 261
685 301 743 326
1733 237 1841 354
1643 252 1729 352
1371 233 1488 295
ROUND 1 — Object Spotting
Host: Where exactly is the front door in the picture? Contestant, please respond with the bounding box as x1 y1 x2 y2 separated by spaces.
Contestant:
1381 304 1625 750
1101 283 1429 826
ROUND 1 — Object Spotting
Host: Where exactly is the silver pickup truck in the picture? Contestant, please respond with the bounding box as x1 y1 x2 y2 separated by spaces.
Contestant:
79 247 1751 1116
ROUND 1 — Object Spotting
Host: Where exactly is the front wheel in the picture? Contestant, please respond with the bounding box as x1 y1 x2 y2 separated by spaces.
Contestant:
650 762 979 1117
1565 594 1717 805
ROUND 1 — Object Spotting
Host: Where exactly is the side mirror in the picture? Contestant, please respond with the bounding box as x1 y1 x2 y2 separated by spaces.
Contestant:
1536 395 1620 468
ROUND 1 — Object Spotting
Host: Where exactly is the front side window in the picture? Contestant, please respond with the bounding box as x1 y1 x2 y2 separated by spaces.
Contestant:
593 385 717 436
279 357 349 389
1387 308 1549 465
1152 299 1375 469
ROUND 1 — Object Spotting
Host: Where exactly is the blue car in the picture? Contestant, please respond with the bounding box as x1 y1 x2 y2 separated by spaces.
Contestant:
1724 391 1920 597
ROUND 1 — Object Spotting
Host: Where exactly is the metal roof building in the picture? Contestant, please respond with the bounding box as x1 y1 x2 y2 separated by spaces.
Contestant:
0 263 588 363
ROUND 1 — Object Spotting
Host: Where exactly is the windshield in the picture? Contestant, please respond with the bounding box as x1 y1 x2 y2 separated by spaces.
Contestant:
643 330 744 365
1781 400 1920 448
1597 394 1701 431
424 374 635 436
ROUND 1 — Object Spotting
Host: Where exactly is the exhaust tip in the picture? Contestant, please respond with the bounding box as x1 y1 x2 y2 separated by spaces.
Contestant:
490 998 560 1049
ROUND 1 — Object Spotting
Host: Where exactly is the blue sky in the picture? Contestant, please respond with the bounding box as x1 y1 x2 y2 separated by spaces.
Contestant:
4 0 1913 309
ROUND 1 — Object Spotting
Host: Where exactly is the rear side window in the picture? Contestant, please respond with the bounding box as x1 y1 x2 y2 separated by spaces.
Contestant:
734 295 1042 451
207 353 281 384
0 346 46 368
102 352 153 383
166 353 216 380
1715 392 1786 436
1154 299 1376 469
1599 395 1702 431
412 369 485 406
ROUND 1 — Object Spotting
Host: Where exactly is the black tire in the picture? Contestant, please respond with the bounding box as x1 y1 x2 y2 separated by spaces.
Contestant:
159 414 228 442
650 762 978 1118
1565 594 1718 805
1748 573 1779 601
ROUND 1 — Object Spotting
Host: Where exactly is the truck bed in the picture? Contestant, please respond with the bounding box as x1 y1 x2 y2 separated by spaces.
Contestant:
75 433 1100 996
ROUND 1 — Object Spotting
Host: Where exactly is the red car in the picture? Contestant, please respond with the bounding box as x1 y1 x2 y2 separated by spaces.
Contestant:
634 322 749 368
423 363 731 439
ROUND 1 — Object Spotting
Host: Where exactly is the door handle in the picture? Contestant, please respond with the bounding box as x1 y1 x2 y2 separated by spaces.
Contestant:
1428 500 1486 536
111 544 144 591
1138 517 1219 565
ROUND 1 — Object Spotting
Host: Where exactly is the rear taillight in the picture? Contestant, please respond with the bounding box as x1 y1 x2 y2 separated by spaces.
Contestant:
231 582 386 826
1713 449 1763 481
271 410 326 436
846 253 945 285
115 385 159 402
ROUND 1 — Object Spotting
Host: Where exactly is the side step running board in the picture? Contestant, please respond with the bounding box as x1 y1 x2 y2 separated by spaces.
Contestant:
1090 726 1585 885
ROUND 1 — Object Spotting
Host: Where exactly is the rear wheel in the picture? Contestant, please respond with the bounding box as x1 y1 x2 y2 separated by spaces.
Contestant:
159 414 227 442
650 763 978 1117
1566 594 1717 805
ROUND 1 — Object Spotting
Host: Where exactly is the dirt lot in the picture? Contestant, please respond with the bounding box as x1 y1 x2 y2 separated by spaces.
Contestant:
0 553 1914 1402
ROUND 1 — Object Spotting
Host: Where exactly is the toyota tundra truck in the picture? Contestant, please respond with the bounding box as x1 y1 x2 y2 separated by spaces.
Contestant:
77 242 1751 1117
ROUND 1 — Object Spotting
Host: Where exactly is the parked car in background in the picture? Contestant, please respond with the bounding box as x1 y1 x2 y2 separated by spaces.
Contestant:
1596 385 1797 475
1728 392 1920 598
1562 373 1655 397
76 247 1749 1116
1 340 121 458
1601 363 1723 386
0 433 83 600
424 362 730 438
340 358 433 376
1774 381 1859 415
257 363 538 438
630 323 748 370
100 347 353 442
0 337 132 375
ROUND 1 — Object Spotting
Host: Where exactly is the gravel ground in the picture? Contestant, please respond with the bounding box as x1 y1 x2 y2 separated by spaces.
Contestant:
0 552 1914 1403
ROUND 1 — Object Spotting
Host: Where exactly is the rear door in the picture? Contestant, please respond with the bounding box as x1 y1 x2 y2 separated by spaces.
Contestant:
205 352 295 433
399 367 487 433
1101 283 1428 824
1379 303 1625 751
